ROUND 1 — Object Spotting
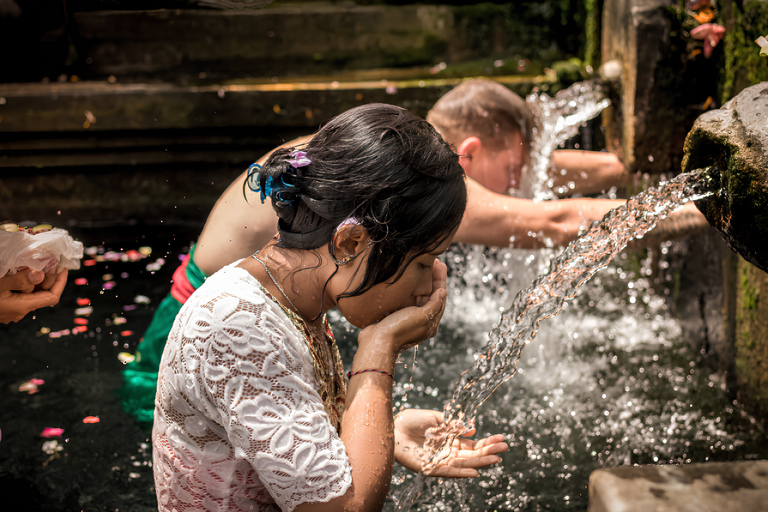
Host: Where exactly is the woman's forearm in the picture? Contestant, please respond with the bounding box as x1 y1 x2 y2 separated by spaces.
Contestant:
294 342 396 512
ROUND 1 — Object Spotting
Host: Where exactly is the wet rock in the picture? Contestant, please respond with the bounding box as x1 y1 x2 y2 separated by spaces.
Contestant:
682 82 768 272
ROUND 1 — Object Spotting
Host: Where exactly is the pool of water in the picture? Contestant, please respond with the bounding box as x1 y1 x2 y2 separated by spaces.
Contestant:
385 242 768 511
1 222 766 512
0 222 200 512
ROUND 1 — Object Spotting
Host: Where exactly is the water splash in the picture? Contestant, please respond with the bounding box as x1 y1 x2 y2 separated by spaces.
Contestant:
393 169 715 510
518 80 612 201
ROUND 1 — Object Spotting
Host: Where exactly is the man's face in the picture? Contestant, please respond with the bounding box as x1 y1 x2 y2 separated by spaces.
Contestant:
465 133 527 195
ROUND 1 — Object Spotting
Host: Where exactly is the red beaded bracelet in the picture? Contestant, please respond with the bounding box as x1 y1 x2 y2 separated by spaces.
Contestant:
346 368 394 380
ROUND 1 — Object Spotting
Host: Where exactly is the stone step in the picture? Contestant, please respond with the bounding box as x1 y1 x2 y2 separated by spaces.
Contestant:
0 74 544 170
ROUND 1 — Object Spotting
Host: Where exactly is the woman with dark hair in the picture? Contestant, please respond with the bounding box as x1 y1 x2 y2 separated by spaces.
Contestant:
152 104 508 512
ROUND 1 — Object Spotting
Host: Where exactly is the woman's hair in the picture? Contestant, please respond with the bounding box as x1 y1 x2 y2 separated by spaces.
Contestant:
426 78 535 154
251 103 467 298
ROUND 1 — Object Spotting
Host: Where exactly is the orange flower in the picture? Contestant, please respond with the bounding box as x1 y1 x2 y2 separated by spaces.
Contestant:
692 7 715 24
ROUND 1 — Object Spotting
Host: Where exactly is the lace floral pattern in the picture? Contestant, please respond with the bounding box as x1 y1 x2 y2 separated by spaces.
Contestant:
153 264 352 512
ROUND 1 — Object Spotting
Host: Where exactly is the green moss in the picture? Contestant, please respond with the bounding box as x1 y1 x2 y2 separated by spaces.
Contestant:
720 0 768 103
740 263 760 313
583 0 597 68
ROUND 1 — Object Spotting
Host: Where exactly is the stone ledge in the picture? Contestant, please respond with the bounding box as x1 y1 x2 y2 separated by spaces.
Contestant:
588 460 768 512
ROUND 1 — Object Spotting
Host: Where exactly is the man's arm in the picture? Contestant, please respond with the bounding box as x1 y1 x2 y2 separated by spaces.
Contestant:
549 150 628 196
455 177 709 249
193 135 313 276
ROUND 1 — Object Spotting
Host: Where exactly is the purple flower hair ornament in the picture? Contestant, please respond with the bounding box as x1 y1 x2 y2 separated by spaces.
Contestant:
287 150 312 168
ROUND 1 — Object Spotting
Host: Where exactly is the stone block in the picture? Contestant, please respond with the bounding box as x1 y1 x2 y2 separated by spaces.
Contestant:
588 460 768 512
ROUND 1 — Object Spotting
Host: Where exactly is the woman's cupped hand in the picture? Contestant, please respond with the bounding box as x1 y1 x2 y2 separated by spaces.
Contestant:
358 260 448 358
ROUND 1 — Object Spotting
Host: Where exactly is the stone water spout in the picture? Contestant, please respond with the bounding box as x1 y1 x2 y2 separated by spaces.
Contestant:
682 82 768 272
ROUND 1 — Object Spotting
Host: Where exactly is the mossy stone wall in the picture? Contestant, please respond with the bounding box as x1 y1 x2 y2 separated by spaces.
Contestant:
718 0 768 422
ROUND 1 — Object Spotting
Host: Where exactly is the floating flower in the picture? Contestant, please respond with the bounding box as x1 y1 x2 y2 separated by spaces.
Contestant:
40 427 64 438
690 23 726 58
75 306 93 316
83 259 97 267
122 250 145 262
82 416 100 424
74 277 88 286
118 352 136 364
74 318 88 325
104 251 121 261
18 382 39 394
76 298 91 306
120 330 134 337
42 440 63 454
18 378 44 394
134 295 151 304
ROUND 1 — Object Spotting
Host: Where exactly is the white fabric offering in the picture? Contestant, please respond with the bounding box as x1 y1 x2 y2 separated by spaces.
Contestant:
0 228 83 277
153 263 352 512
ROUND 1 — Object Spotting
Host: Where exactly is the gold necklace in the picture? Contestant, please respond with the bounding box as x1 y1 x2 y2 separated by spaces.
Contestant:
251 253 301 315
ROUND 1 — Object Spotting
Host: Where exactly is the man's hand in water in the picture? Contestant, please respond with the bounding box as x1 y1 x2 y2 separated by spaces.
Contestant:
393 409 508 478
0 269 68 324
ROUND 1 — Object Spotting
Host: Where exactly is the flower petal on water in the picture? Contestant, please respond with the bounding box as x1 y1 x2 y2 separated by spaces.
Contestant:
42 440 63 454
40 428 64 438
118 352 136 364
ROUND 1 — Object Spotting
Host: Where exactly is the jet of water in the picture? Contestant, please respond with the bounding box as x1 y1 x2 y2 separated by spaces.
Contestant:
520 80 612 201
394 168 715 510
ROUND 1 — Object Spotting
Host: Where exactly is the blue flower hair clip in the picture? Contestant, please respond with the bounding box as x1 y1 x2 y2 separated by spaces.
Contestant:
245 162 299 207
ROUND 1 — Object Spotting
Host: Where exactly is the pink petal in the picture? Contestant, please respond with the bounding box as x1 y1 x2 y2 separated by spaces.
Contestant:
40 427 64 438
82 416 100 424
30 378 45 385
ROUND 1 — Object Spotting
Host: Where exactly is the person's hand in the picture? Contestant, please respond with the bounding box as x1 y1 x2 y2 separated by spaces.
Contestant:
394 409 508 478
359 260 448 358
0 269 69 324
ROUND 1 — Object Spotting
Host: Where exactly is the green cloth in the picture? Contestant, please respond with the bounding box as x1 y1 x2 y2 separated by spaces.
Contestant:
120 246 207 424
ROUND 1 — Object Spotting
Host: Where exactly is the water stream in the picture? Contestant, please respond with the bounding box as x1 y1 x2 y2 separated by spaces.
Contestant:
393 168 714 510
517 80 612 201
385 80 768 511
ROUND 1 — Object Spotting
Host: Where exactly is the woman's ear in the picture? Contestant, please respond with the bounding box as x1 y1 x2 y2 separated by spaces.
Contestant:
332 223 371 263
456 136 482 172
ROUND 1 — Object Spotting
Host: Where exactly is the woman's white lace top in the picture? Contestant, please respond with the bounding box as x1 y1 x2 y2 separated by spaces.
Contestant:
152 263 352 512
